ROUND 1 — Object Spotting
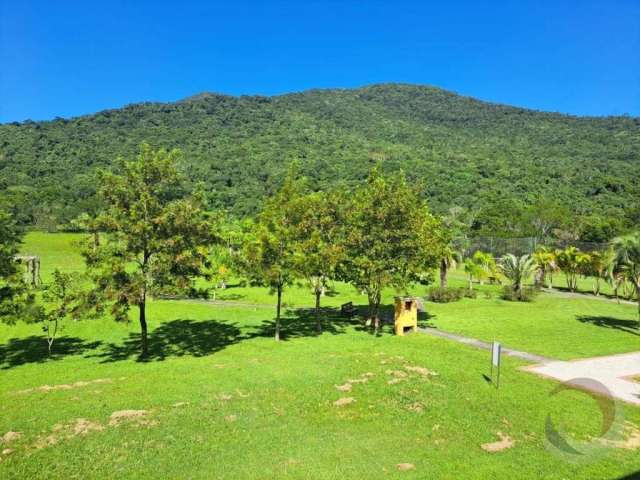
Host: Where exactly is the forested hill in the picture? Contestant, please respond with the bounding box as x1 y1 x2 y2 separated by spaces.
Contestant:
1 83 639 236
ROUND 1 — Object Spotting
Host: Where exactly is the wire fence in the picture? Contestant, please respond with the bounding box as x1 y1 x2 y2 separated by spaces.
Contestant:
458 237 610 258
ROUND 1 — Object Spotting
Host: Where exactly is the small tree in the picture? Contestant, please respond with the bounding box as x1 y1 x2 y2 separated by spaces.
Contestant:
439 246 461 289
532 246 557 289
241 172 303 341
556 246 590 292
463 258 484 291
83 144 214 356
499 254 535 295
612 232 640 326
290 191 344 333
40 270 83 355
338 170 445 331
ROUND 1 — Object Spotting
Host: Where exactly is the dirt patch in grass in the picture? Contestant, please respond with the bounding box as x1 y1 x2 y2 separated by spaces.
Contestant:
335 383 352 392
396 463 415 471
334 397 355 407
404 366 438 378
600 422 640 450
35 419 104 449
109 410 150 426
481 432 515 453
15 378 118 395
1 431 22 443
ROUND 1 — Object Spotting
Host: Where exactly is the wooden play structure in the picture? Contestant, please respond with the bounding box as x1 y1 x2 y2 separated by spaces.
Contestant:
394 296 418 336
14 255 42 287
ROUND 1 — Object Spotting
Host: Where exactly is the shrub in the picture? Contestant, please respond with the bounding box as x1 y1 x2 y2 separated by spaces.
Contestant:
427 287 465 303
462 288 477 299
501 286 538 302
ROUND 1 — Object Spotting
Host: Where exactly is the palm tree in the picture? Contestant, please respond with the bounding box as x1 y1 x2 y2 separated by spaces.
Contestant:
556 246 590 292
439 247 461 289
499 254 536 294
612 232 640 326
472 251 495 285
532 246 557 289
463 258 484 291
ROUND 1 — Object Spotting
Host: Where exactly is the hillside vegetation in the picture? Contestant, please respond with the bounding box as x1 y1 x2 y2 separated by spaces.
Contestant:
1 83 638 235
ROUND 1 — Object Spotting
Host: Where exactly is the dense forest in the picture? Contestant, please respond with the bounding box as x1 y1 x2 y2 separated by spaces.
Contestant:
1 83 638 240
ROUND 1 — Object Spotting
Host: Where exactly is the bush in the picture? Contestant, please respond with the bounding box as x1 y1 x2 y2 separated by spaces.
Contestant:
462 288 477 299
501 286 538 302
427 287 466 303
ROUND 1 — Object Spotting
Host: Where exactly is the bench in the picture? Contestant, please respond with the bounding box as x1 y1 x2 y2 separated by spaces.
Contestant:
340 302 357 317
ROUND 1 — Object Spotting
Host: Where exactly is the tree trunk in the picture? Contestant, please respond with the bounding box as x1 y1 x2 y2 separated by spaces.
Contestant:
440 259 448 289
315 288 322 334
275 284 282 341
468 275 473 291
139 300 148 357
367 289 381 332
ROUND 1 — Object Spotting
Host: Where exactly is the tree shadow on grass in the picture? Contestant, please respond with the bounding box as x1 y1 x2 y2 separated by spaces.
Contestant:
576 315 640 336
251 306 360 340
93 319 246 363
0 336 102 370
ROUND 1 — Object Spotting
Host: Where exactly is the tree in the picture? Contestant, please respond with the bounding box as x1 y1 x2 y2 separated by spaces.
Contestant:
499 254 535 295
338 170 445 331
582 250 614 296
40 270 83 355
532 246 558 289
439 246 461 289
556 247 590 292
241 172 303 341
463 258 483 291
472 251 495 285
290 191 344 333
0 210 36 323
522 199 571 245
612 232 640 326
83 144 214 356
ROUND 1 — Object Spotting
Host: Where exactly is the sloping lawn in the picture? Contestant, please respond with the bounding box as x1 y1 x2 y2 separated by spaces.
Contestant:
1 302 639 479
426 294 639 360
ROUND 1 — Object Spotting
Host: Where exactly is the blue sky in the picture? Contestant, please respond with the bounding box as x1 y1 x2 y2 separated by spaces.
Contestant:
1 0 639 122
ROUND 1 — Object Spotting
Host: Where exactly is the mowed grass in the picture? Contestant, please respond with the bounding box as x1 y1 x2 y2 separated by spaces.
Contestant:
0 233 637 479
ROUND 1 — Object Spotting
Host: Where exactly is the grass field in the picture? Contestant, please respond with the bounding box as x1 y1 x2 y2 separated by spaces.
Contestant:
0 233 638 479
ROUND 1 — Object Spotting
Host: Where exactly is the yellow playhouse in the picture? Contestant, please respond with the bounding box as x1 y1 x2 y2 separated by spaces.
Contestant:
394 297 418 336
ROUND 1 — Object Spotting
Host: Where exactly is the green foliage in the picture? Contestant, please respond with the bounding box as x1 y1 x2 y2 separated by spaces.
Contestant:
1 84 638 238
241 170 304 340
555 246 591 292
337 169 446 329
612 232 640 323
0 210 36 323
427 286 476 303
499 253 536 296
83 144 214 355
500 285 539 302
289 190 345 333
532 246 558 289
39 269 84 354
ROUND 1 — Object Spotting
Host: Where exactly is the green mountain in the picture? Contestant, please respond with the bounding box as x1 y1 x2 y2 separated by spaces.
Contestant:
1 83 638 236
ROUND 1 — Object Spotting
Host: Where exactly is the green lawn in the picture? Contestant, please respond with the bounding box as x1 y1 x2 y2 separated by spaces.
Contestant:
0 233 637 479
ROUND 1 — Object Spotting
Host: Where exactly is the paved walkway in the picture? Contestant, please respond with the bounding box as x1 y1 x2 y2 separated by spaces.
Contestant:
524 352 640 405
541 288 637 306
419 327 640 406
419 327 555 363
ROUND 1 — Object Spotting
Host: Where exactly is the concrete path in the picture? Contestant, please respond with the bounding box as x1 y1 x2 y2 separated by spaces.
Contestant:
524 352 640 405
420 327 640 406
541 288 637 306
419 327 555 363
